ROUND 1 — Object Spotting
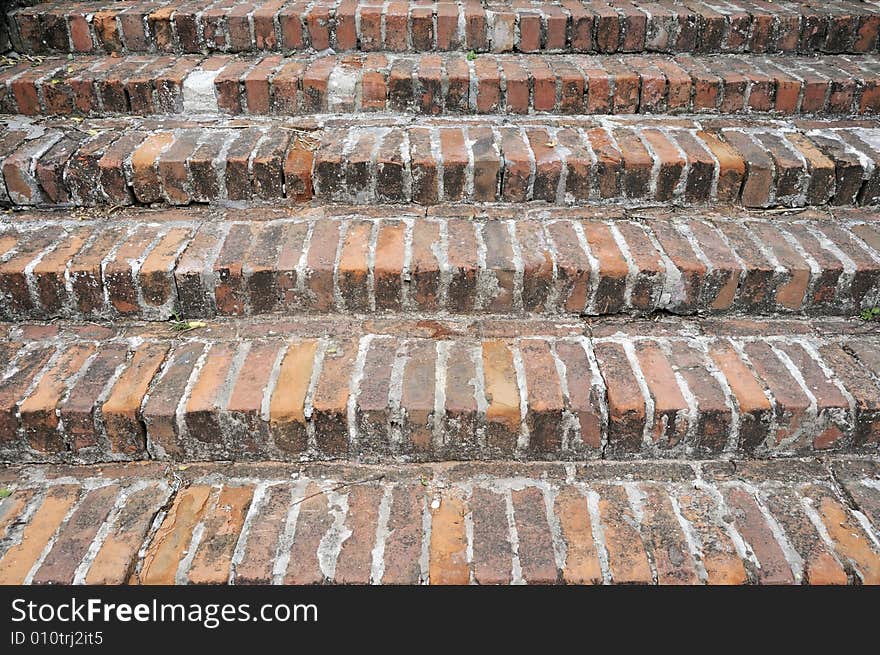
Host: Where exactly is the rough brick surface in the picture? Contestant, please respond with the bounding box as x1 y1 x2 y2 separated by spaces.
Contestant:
1 459 878 585
6 117 880 209
7 54 880 118
0 316 879 462
2 208 879 320
4 1 880 590
9 1 880 56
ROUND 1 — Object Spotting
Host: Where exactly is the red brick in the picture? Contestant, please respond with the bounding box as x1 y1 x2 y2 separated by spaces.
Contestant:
400 340 436 453
60 343 129 452
707 340 770 452
634 340 689 447
520 339 565 455
545 221 590 313
593 341 643 453
312 339 358 455
234 484 291 584
446 219 477 311
482 340 520 455
722 485 795 584
0 346 54 445
382 483 424 584
188 485 254 584
226 342 284 454
410 220 441 309
20 343 95 453
743 341 812 450
442 342 480 455
429 487 469 585
512 486 557 583
33 484 120 584
595 484 653 584
139 485 213 585
675 485 748 585
142 342 205 457
471 486 511 584
0 485 81 584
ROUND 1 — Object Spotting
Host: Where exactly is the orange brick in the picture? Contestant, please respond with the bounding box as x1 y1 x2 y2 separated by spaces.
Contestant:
86 483 169 584
804 485 880 584
139 485 213 585
102 342 170 454
676 486 749 585
429 488 469 585
188 485 254 584
482 341 520 454
554 487 603 584
595 484 653 584
269 340 317 453
0 485 80 584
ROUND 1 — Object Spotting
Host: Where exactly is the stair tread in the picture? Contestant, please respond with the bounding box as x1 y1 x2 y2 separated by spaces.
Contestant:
5 114 880 208
5 51 880 118
2 205 880 320
8 0 880 56
1 315 878 463
1 458 878 584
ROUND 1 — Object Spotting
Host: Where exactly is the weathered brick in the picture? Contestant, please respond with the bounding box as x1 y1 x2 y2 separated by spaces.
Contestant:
429 487 469 585
382 482 424 584
61 343 129 452
139 485 213 585
482 340 520 455
284 482 332 584
312 339 358 455
708 340 771 452
269 340 317 454
143 342 205 458
520 339 565 455
20 343 95 453
33 484 119 584
233 483 290 585
0 346 55 446
398 339 435 453
0 485 80 584
442 341 480 456
721 485 795 584
675 485 748 585
595 484 653 584
188 485 254 584
334 484 383 584
554 486 602 584
102 342 170 455
593 342 644 454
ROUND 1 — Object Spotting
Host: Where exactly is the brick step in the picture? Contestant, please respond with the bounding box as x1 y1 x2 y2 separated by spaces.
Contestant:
1 316 879 463
1 459 878 584
7 115 880 209
6 52 880 118
8 1 880 57
3 206 880 321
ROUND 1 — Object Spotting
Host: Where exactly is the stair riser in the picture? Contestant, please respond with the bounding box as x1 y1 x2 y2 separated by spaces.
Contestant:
6 53 880 118
1 322 879 463
3 214 880 321
8 1 880 56
6 119 880 209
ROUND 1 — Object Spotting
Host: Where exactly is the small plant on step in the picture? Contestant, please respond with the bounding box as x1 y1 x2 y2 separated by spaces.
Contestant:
169 313 207 333
859 307 880 321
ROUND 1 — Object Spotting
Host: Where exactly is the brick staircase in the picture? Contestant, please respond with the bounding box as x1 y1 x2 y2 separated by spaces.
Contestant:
1 1 879 585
